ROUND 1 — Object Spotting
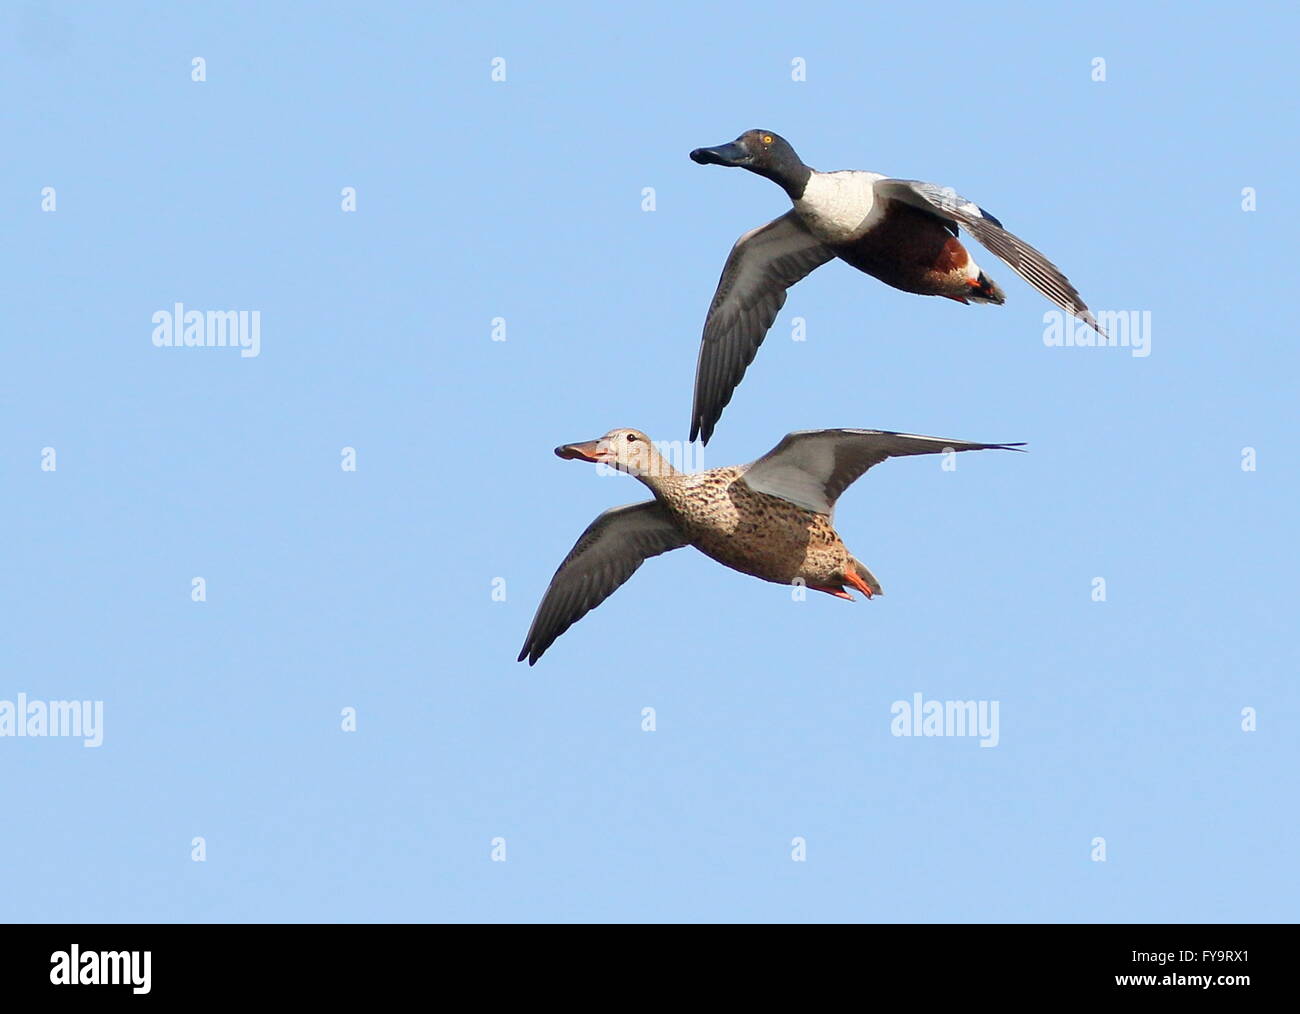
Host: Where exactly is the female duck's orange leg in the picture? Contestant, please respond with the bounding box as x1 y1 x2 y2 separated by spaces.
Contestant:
842 569 875 599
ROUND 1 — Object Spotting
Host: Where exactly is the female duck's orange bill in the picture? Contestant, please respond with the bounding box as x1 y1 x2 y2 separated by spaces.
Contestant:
554 440 605 463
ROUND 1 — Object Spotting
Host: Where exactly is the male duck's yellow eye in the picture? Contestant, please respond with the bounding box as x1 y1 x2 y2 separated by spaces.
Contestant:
762 135 773 144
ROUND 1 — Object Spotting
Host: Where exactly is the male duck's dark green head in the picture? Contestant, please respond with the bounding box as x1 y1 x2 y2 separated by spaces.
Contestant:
690 129 810 199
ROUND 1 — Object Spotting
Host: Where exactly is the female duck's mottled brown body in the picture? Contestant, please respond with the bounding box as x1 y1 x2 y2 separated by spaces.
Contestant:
653 466 869 593
518 427 1022 665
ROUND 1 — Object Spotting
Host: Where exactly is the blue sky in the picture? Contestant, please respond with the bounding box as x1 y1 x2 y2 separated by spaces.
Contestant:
3 1 1296 922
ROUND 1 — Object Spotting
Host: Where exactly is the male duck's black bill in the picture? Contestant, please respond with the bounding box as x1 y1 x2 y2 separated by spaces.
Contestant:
690 140 750 166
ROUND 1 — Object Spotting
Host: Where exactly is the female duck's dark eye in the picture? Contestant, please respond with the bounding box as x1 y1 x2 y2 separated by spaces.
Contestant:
625 433 637 442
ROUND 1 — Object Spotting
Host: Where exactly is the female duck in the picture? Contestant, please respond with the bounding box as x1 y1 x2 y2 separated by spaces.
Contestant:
518 426 1021 664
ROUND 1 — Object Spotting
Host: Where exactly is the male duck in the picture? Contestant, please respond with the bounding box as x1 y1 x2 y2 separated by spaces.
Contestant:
518 426 1022 664
688 129 1106 443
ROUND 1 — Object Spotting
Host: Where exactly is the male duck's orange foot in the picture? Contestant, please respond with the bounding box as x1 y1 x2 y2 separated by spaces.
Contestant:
843 569 875 599
810 585 854 601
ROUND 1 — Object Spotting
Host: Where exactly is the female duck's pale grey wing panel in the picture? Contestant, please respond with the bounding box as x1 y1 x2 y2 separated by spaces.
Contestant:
518 501 688 665
692 211 835 445
872 179 1104 336
741 428 1025 515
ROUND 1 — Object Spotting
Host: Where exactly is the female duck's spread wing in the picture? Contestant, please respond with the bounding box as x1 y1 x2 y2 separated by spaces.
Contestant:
692 211 835 444
741 428 1025 516
518 501 688 665
873 178 1105 336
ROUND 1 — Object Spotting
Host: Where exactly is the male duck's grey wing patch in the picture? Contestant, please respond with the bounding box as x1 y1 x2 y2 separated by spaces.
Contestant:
873 178 1105 336
742 428 1025 516
692 211 835 445
518 501 688 665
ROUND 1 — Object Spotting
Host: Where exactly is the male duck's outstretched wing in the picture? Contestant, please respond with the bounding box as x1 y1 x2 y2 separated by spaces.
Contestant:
873 178 1105 336
741 428 1025 516
518 501 688 665
692 211 835 445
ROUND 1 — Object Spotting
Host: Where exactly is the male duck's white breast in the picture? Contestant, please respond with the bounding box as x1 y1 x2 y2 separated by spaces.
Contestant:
794 170 887 244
